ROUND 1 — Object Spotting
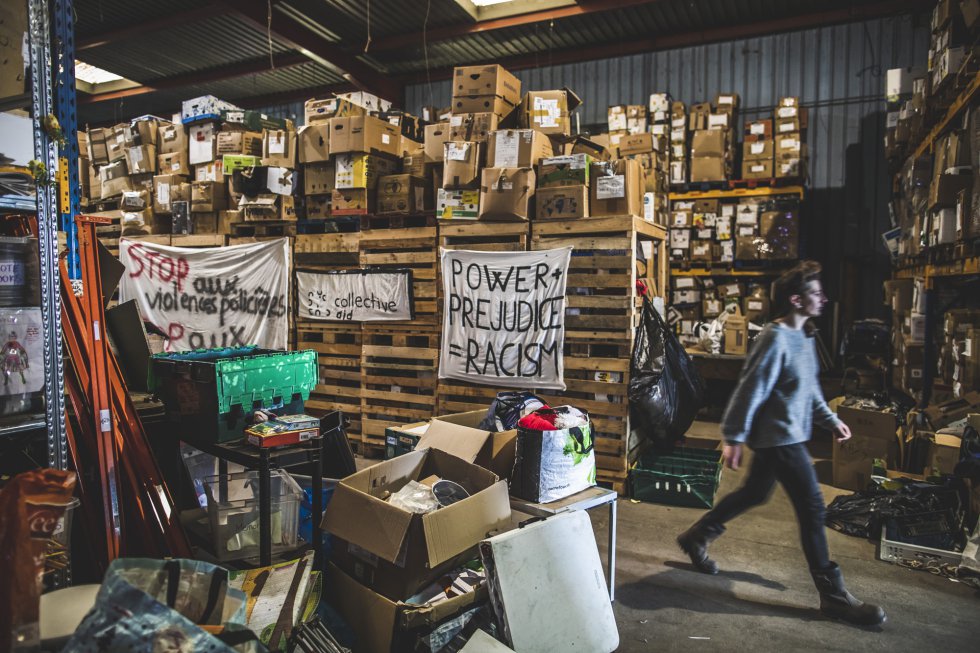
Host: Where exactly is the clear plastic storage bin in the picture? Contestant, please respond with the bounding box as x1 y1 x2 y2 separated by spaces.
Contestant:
203 469 303 561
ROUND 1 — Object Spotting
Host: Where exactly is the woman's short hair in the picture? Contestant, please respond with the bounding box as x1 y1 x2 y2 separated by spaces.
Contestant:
772 260 822 317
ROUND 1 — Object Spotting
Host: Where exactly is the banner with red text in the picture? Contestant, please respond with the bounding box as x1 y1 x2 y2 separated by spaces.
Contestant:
118 238 290 352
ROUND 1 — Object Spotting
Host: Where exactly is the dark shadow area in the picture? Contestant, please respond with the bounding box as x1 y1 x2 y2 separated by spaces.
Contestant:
662 560 789 591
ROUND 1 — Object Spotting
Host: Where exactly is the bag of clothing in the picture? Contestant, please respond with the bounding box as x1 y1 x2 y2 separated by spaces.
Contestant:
629 295 706 453
509 406 596 503
65 558 267 653
478 391 546 432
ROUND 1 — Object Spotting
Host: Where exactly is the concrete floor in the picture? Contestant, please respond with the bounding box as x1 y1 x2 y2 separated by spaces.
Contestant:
592 422 979 652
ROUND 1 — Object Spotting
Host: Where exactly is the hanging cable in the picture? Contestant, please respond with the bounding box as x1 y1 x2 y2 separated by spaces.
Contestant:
364 0 372 53
267 0 276 70
424 0 433 109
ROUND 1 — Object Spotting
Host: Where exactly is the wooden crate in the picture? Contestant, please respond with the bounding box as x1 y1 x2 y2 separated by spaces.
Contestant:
297 320 362 442
360 325 440 447
230 221 297 238
359 226 439 324
531 216 667 343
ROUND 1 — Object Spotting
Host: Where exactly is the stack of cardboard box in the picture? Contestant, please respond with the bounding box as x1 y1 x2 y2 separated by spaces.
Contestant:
689 94 738 182
772 97 808 180
668 101 688 185
741 117 773 180
884 278 926 395
940 308 980 397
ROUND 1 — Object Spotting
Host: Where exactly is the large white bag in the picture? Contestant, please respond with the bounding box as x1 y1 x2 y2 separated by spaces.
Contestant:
509 406 596 503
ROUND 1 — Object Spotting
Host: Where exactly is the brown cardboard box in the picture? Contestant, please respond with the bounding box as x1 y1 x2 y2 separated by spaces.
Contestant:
99 160 132 199
305 195 331 220
217 210 239 234
106 123 129 162
923 392 980 429
450 95 517 119
536 185 589 220
452 64 521 106
776 158 807 179
376 174 432 215
442 141 483 190
448 112 499 143
691 129 729 158
691 240 713 262
216 130 262 156
590 159 643 217
125 144 157 175
304 163 336 196
189 213 218 235
618 132 656 156
304 97 367 125
724 313 748 355
479 167 535 222
832 402 899 491
153 174 189 214
559 135 609 161
926 432 962 475
119 189 151 214
328 115 400 158
157 122 187 155
742 159 774 180
423 123 451 163
745 119 772 139
188 122 218 166
322 447 511 601
538 154 592 188
693 199 719 214
607 105 627 132
335 154 396 190
487 129 553 168
691 158 728 182
297 124 330 164
776 133 805 158
158 150 190 176
332 188 373 213
239 195 294 222
743 140 773 161
424 411 519 479
190 181 227 213
744 288 770 323
194 160 224 183
520 88 582 136
262 128 297 168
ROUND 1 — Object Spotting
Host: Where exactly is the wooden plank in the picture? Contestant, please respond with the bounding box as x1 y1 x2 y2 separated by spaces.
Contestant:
294 232 360 254
531 235 633 250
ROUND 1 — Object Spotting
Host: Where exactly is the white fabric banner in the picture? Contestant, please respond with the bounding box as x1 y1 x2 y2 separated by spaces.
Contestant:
296 270 413 322
118 238 290 352
439 247 571 390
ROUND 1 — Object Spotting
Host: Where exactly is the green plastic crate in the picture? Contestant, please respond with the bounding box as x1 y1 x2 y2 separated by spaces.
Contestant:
150 347 318 443
630 446 723 508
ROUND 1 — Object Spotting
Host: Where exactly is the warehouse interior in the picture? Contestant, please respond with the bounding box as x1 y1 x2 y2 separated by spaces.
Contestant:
1 0 979 652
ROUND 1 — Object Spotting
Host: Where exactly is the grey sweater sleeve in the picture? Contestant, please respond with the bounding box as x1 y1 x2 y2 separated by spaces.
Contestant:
812 384 841 431
721 329 784 445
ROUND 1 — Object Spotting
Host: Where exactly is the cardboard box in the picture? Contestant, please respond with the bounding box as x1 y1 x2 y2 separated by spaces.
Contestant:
262 128 297 168
923 392 980 429
153 174 189 214
191 181 227 213
181 95 238 123
423 123 451 163
618 133 656 156
745 119 772 138
99 160 132 199
520 88 582 136
690 158 728 182
86 127 110 165
194 160 223 183
188 122 218 166
158 150 190 176
424 411 519 479
157 122 186 156
239 194 294 221
305 97 361 124
321 447 511 600
448 112 500 143
335 154 396 190
304 163 336 196
536 185 589 220
833 435 897 492
723 313 748 355
607 105 627 132
437 189 480 220
691 129 729 158
450 94 517 119
926 432 962 475
331 188 373 213
479 167 535 222
125 144 157 175
487 129 553 168
376 174 431 215
590 159 643 218
776 134 804 157
742 159 773 180
743 140 773 161
452 64 521 106
537 154 591 188
216 130 262 156
443 141 482 190
328 115 400 158
305 195 331 220
296 124 331 164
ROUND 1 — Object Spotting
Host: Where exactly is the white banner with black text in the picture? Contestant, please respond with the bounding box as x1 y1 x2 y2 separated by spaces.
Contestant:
296 269 413 322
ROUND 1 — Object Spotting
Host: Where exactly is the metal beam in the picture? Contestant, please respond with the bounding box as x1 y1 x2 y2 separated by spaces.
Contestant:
236 82 358 109
225 0 402 103
77 2 229 50
398 0 931 84
373 0 665 52
77 53 309 104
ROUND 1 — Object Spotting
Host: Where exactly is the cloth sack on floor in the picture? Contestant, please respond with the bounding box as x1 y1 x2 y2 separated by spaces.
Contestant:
510 406 596 503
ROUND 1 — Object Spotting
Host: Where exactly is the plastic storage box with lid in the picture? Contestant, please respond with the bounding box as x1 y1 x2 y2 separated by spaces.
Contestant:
203 469 304 561
630 446 723 508
150 347 318 443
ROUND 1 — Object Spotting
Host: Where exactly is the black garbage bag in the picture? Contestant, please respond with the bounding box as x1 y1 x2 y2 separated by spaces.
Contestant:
628 294 706 452
825 478 962 540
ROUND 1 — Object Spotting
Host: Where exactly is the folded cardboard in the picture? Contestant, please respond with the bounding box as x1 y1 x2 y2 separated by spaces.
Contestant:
520 88 582 136
590 159 642 218
322 447 511 600
453 64 521 106
335 153 397 190
261 128 297 168
377 174 432 215
158 150 190 176
443 141 483 190
487 129 553 168
437 189 480 220
479 167 535 222
304 163 335 196
216 130 262 157
188 122 218 166
448 112 500 143
537 185 589 220
328 115 400 158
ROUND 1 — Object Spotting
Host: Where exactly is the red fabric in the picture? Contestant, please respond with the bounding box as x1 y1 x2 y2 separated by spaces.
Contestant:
518 408 558 431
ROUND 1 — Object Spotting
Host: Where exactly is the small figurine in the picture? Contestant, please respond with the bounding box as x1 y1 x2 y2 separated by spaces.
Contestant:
2 332 29 386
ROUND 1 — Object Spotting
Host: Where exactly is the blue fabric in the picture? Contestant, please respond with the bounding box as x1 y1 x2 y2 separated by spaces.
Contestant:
721 323 840 448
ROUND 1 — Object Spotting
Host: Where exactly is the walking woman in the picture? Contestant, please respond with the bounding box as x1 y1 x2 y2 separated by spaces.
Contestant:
677 260 886 626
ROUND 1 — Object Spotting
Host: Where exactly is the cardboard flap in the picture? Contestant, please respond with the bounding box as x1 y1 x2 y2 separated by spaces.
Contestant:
421 480 510 567
562 87 583 111
417 419 490 462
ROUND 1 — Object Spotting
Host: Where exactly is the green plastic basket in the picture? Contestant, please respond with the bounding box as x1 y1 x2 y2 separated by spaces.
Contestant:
630 446 723 508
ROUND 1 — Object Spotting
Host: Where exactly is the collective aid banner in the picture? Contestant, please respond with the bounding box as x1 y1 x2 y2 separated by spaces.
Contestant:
296 269 413 322
118 238 290 352
439 247 572 390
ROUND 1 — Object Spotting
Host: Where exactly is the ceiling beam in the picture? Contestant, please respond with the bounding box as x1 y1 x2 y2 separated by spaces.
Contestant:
236 83 359 109
225 0 402 103
397 0 931 84
77 2 229 50
78 53 309 104
372 0 666 53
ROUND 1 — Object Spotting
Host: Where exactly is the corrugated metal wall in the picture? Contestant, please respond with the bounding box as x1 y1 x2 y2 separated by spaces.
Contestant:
404 14 930 326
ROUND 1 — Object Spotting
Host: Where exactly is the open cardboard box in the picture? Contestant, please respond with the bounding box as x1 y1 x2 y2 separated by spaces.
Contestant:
322 446 511 601
425 410 519 479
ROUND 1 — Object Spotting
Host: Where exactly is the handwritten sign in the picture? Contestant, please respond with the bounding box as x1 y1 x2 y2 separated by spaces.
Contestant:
296 270 413 322
439 248 571 390
118 238 290 352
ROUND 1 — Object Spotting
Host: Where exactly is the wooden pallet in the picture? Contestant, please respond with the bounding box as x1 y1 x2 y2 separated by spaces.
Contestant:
360 325 440 448
435 379 503 416
296 320 362 441
230 221 297 238
294 232 361 270
359 226 439 324
597 469 628 496
532 216 666 342
437 220 530 252
362 213 437 230
170 234 226 248
227 236 295 247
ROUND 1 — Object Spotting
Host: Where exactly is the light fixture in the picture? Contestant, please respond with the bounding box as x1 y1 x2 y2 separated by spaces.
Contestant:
74 61 123 85
470 0 515 6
